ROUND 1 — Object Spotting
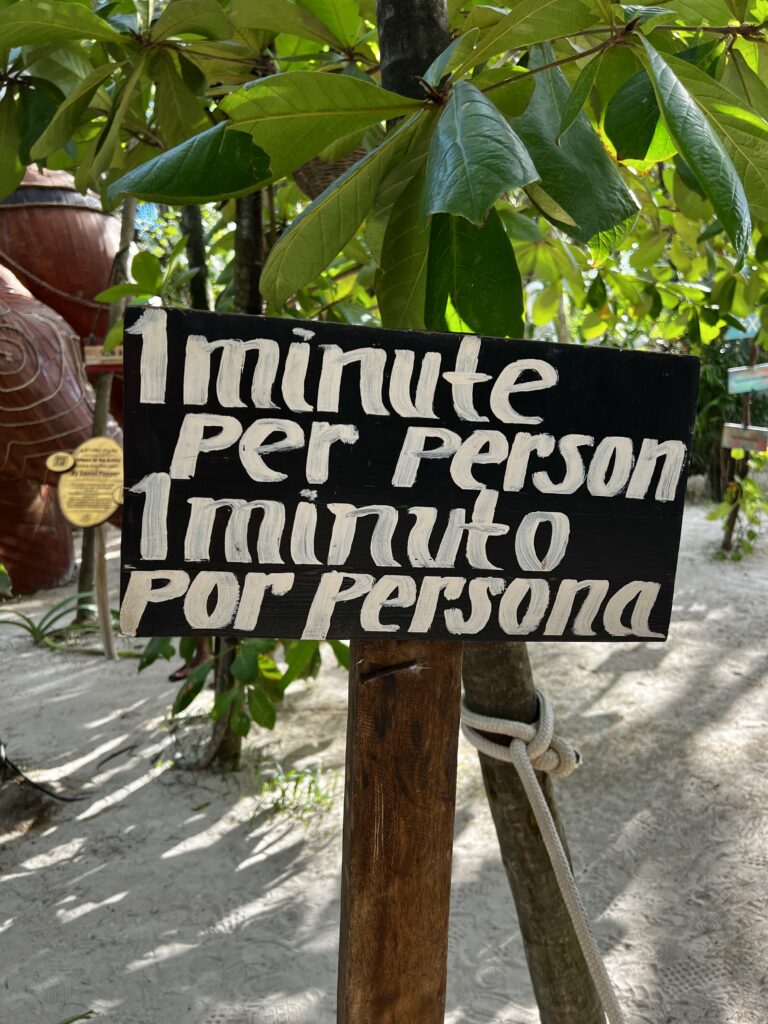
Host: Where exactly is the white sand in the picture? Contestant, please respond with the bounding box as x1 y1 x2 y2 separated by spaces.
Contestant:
1 503 766 1024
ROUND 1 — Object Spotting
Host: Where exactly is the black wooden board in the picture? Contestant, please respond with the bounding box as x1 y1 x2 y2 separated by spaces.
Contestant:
119 307 699 642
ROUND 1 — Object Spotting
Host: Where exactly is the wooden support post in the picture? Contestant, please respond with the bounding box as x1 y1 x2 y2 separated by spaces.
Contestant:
337 638 463 1024
462 642 604 1024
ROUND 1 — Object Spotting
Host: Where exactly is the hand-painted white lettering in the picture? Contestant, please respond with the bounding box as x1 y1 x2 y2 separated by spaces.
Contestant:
120 570 189 635
409 576 465 632
305 422 359 484
232 572 295 631
389 350 440 419
441 336 491 422
602 581 664 637
533 434 594 494
498 578 550 634
239 419 305 483
183 571 240 629
317 345 388 416
514 511 570 572
170 414 242 479
360 575 418 632
392 427 461 487
465 490 509 570
544 579 609 636
183 336 280 409
282 341 313 412
490 358 558 424
131 472 171 560
290 502 320 565
444 577 506 634
626 439 687 502
184 498 284 563
406 506 466 568
327 503 400 567
587 436 635 497
303 572 374 638
450 430 508 490
503 432 556 491
130 307 168 405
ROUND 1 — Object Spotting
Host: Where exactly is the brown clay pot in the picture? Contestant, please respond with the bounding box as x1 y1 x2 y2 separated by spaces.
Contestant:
0 478 75 593
0 167 121 343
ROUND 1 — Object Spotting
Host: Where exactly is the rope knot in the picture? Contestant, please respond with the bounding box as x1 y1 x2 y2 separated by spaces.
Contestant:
461 690 581 779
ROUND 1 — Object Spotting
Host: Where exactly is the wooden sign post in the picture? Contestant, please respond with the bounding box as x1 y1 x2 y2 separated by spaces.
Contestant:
119 307 699 1019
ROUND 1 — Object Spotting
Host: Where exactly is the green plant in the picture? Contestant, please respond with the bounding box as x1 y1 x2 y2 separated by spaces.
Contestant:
258 761 337 818
54 1012 96 1024
709 449 768 560
0 563 11 598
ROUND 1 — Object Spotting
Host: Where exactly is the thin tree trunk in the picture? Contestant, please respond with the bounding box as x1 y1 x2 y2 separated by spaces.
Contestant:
76 196 137 621
462 643 603 1023
181 204 211 310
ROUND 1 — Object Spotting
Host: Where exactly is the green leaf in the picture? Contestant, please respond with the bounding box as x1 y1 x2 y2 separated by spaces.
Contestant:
473 67 534 119
455 0 600 75
377 167 431 330
172 660 214 714
150 0 229 40
260 114 420 307
138 635 175 671
424 29 480 86
152 51 207 149
0 1 123 46
511 47 638 245
247 684 277 730
281 639 320 685
422 81 538 225
30 63 116 160
0 564 12 598
179 635 197 662
604 66 675 163
558 52 603 142
131 251 164 292
81 58 146 188
498 207 541 241
231 640 262 683
639 38 751 261
327 639 349 669
222 72 423 181
108 123 271 204
299 0 361 49
94 282 143 302
720 50 768 123
665 54 768 221
425 209 524 337
229 0 344 46
0 93 24 201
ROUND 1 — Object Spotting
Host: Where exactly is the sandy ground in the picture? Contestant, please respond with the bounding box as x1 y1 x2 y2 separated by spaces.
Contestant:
1 500 767 1024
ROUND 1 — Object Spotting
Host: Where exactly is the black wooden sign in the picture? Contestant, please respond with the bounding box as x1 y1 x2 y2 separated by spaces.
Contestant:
119 307 699 642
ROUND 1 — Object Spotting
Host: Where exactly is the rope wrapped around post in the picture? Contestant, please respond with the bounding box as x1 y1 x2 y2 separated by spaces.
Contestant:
461 690 628 1024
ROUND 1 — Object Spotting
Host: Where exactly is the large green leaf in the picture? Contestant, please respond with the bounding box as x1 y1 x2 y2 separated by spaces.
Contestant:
0 94 24 201
260 115 420 307
668 54 768 220
422 81 538 225
0 1 123 46
150 0 230 40
30 63 116 160
152 52 208 148
720 51 768 123
558 52 604 142
510 47 638 246
424 29 480 86
663 0 733 22
639 39 751 259
299 0 361 48
247 684 277 730
425 209 524 338
83 58 146 186
376 169 431 329
108 122 271 203
221 71 423 180
455 0 601 75
604 67 675 162
229 0 341 46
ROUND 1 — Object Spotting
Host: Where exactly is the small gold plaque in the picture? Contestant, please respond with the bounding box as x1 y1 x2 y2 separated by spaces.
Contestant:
46 451 75 473
55 437 123 527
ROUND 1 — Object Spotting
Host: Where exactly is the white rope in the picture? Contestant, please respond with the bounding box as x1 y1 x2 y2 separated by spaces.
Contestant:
462 691 628 1024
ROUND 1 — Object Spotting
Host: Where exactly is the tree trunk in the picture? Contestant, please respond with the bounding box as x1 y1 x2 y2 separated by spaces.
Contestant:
462 642 603 1023
181 204 211 311
235 192 264 315
336 6 463 1023
76 196 137 621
